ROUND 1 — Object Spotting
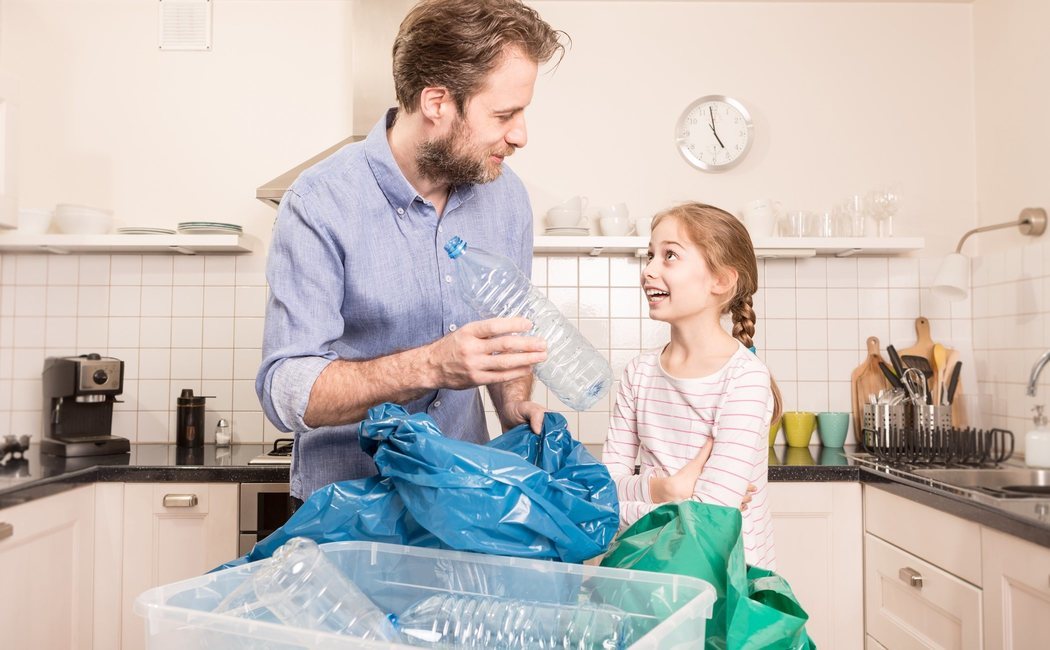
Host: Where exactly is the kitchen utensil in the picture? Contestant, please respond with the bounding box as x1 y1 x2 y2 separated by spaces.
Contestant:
879 361 903 389
902 354 934 401
932 343 947 405
946 361 962 404
886 344 906 378
850 336 892 443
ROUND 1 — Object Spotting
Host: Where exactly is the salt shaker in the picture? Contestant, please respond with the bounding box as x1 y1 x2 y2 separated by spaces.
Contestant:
215 418 232 447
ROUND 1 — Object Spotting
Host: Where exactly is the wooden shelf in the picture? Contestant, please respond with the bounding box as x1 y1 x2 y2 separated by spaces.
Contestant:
533 235 925 258
0 233 252 255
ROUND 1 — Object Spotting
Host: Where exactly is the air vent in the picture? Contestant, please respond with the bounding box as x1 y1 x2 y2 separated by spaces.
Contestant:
158 0 212 51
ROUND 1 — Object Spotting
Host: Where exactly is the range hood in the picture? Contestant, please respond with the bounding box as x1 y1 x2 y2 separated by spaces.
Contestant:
256 135 366 208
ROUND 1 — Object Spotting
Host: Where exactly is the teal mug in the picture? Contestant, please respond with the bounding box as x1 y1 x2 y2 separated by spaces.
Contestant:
817 411 850 447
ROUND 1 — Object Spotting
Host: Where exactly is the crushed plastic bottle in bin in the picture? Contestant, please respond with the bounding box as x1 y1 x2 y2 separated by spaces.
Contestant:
445 236 612 411
214 537 400 641
394 593 635 649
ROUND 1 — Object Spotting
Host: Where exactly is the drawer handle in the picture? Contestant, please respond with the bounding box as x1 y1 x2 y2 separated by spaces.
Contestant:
899 566 923 589
0 522 12 541
163 494 199 508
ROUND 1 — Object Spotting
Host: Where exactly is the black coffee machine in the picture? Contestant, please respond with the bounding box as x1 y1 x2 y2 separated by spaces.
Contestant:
41 353 130 457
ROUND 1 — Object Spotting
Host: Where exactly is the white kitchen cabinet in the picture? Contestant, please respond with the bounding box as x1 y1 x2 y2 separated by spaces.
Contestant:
864 485 984 649
121 482 238 650
0 485 96 649
981 527 1050 650
865 533 983 649
767 482 864 649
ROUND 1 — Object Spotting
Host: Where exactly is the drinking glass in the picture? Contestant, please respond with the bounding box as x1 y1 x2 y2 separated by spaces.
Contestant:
842 195 868 237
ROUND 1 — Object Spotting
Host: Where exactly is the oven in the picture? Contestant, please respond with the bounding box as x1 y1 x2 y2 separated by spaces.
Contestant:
239 482 294 555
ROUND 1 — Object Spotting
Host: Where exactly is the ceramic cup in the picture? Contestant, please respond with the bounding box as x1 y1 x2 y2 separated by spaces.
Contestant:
741 199 782 239
635 215 654 238
599 215 633 236
556 195 588 213
782 411 816 447
817 411 850 447
768 419 782 446
546 207 584 228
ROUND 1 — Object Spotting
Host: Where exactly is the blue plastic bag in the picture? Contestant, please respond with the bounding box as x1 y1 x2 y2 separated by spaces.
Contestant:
217 403 618 571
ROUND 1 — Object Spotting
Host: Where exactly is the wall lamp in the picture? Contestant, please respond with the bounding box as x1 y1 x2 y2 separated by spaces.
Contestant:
931 207 1047 301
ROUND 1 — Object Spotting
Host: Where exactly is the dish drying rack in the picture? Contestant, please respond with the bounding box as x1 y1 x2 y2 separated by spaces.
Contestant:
860 425 1014 467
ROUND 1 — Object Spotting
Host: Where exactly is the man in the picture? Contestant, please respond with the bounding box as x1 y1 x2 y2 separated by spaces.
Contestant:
257 0 567 503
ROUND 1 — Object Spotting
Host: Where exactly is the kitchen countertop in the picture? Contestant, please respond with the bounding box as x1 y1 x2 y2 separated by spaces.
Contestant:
3 440 1047 547
0 442 858 510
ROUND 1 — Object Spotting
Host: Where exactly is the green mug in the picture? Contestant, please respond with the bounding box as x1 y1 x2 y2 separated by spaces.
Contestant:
768 419 782 446
782 411 816 447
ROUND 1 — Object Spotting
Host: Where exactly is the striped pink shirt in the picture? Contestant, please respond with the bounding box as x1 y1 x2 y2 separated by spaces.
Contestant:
602 343 776 569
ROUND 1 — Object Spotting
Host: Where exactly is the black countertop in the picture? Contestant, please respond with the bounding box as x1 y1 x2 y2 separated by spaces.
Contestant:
0 442 857 510
6 442 1046 549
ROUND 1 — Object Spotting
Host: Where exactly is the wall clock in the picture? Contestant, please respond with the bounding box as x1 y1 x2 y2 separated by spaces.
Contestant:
675 95 754 172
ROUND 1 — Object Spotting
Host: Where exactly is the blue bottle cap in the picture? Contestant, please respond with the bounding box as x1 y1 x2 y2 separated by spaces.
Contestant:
444 236 467 259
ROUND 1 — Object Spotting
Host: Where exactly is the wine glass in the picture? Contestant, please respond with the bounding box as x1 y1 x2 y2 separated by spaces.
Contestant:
869 186 900 237
842 194 868 237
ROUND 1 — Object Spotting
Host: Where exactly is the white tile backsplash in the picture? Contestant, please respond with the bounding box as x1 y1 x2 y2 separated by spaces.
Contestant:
0 249 947 446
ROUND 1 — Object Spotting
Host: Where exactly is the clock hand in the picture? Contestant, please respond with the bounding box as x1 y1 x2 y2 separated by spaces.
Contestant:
709 123 725 149
708 107 725 148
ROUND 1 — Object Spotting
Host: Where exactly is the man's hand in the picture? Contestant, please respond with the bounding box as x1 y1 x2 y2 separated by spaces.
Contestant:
499 400 547 434
424 317 547 389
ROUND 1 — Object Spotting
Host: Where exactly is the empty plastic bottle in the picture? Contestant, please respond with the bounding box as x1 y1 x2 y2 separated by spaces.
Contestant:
394 593 634 649
248 537 400 641
444 236 612 411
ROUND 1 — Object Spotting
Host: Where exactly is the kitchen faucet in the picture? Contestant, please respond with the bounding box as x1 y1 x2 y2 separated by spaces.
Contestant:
1026 350 1050 396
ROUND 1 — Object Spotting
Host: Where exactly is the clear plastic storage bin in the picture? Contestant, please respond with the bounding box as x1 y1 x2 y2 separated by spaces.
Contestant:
135 541 715 649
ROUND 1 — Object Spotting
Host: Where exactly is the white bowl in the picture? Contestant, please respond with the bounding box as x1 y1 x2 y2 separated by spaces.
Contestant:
17 208 53 234
54 204 113 234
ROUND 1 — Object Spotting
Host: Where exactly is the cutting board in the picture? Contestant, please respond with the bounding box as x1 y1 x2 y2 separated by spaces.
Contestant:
898 316 935 361
850 336 892 443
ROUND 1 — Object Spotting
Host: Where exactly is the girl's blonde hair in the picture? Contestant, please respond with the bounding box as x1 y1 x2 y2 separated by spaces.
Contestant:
652 202 783 423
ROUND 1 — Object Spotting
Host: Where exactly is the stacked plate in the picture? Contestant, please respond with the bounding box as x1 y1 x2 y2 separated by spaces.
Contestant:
117 226 176 235
177 221 243 235
544 226 589 237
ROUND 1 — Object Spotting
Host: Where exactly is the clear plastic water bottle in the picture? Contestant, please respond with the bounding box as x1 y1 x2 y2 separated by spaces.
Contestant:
249 537 400 641
394 593 633 649
444 236 612 411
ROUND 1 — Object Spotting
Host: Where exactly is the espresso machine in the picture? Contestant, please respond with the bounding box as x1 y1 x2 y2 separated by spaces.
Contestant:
41 353 130 457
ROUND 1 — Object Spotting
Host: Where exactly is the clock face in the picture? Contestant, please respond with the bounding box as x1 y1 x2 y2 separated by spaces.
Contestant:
675 95 753 172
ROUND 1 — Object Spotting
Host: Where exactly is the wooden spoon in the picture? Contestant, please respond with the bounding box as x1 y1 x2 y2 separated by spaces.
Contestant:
932 343 947 405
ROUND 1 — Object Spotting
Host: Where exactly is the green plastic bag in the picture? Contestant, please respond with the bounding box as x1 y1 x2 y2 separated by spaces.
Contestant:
600 502 816 650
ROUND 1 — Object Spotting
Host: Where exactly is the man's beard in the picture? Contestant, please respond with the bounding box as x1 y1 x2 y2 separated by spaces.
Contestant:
416 118 509 186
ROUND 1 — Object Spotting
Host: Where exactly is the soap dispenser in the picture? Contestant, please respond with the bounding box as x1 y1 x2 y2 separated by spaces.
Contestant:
1025 405 1050 468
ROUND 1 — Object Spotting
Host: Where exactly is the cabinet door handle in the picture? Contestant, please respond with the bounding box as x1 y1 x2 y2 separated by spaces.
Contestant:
163 494 199 508
0 522 12 541
899 566 923 589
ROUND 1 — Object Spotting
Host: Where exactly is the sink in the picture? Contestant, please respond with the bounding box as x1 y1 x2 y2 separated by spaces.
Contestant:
910 467 1050 496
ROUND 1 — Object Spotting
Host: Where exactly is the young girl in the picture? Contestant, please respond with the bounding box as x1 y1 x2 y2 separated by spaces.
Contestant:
602 202 782 569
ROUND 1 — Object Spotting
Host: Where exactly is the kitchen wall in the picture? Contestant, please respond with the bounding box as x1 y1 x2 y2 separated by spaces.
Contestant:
0 0 992 444
0 247 958 444
971 0 1050 445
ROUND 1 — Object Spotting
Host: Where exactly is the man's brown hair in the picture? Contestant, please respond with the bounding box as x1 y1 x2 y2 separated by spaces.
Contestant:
393 0 566 114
